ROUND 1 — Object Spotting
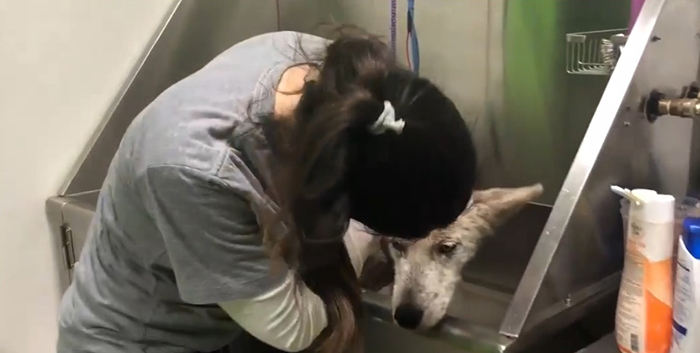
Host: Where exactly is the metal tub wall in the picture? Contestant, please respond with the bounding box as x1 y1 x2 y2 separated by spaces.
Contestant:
503 0 700 342
279 0 630 205
61 0 280 195
483 0 629 203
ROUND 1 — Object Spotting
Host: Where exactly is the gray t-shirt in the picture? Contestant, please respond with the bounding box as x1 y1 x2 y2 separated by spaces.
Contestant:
57 31 329 353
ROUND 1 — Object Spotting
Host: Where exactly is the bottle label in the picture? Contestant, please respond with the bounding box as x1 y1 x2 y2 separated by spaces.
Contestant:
670 241 694 352
617 230 646 353
617 219 674 353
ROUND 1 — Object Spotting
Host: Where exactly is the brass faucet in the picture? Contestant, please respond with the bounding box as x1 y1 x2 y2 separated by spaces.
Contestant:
646 82 700 121
656 98 700 119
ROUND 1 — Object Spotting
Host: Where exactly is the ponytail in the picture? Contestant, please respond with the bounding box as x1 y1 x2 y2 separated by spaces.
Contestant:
274 31 394 353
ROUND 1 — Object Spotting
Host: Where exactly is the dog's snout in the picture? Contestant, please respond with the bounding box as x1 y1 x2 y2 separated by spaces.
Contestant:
394 303 424 330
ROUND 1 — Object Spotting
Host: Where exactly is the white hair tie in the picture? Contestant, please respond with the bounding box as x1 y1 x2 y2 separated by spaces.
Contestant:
368 101 405 135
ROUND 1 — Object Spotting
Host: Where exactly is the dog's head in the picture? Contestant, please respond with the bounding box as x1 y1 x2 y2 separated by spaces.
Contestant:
386 183 543 331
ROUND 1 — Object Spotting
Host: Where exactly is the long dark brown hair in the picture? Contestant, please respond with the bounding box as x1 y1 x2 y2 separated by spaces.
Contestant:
271 28 477 353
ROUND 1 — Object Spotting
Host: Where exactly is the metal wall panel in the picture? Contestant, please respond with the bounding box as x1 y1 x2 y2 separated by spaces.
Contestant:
278 0 630 204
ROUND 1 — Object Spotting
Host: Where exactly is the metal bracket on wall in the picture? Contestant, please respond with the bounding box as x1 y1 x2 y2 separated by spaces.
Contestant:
59 223 77 280
46 194 97 293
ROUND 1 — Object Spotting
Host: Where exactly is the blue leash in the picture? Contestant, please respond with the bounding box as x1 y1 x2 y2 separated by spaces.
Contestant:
390 0 397 59
407 0 420 74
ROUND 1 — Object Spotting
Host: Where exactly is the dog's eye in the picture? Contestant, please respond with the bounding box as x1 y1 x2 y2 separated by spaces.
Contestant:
437 242 458 255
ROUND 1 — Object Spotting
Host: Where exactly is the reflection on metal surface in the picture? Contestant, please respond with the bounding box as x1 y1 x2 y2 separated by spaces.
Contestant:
501 0 700 340
462 203 551 294
477 0 631 204
363 290 511 353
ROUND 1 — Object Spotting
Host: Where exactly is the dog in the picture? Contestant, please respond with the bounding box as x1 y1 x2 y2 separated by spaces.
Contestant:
359 183 544 331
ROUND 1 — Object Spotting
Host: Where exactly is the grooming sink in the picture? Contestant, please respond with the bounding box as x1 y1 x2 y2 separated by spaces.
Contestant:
47 0 700 352
47 195 608 353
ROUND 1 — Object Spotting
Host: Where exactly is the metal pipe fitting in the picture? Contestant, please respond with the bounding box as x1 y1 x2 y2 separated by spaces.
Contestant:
657 98 700 119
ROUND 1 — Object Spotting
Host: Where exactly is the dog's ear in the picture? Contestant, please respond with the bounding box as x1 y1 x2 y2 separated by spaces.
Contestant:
464 183 544 233
358 248 394 291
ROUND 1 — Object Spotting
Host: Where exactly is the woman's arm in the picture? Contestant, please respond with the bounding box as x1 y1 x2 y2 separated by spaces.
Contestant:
219 221 379 352
219 271 326 352
143 164 378 352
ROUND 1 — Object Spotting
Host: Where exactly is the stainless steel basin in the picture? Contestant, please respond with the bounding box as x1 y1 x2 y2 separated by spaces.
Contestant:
47 195 550 353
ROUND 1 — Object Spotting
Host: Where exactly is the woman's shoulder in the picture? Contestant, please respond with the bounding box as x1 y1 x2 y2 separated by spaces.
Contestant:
207 31 328 69
228 31 329 56
115 32 329 201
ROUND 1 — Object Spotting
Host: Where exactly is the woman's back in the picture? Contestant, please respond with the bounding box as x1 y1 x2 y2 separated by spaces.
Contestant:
57 31 328 353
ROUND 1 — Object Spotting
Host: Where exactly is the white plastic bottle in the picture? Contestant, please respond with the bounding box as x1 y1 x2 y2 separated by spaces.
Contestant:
614 187 675 353
670 217 700 353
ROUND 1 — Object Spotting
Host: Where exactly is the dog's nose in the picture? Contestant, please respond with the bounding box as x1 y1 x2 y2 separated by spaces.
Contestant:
394 303 424 330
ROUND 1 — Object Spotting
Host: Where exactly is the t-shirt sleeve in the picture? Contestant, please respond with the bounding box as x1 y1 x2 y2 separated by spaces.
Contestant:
143 164 285 304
